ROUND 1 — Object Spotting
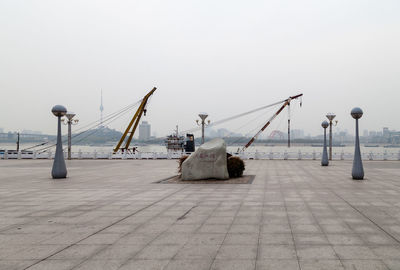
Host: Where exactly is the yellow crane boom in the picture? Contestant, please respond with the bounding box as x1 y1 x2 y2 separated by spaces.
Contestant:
113 87 157 153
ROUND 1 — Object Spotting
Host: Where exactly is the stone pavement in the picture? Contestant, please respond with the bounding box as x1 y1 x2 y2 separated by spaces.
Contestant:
1 159 400 270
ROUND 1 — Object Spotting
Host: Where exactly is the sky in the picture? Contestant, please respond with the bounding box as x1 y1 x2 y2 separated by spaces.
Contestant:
1 0 399 138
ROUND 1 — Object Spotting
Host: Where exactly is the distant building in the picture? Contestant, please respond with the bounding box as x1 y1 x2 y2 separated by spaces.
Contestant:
363 130 369 137
383 127 390 138
291 129 304 139
139 121 151 141
0 128 3 133
22 130 42 135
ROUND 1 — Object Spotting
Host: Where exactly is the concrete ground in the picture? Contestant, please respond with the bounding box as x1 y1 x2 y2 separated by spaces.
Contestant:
1 160 400 270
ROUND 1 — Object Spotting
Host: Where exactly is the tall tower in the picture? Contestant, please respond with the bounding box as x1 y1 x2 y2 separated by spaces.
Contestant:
100 89 104 126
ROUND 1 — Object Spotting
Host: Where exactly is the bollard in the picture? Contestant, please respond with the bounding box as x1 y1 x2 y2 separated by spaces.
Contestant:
93 150 97 160
369 152 373 161
312 151 316 160
78 149 82 159
255 150 260 160
351 107 364 180
48 151 52 159
17 151 21 160
340 151 344 160
33 151 37 160
383 151 387 161
108 152 112 160
269 152 273 160
321 121 329 166
4 150 8 160
298 150 302 160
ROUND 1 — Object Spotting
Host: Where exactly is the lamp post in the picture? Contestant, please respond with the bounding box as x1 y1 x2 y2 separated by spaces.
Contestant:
326 113 337 160
51 105 67 179
321 121 329 166
196 113 210 144
63 112 79 160
351 107 364 180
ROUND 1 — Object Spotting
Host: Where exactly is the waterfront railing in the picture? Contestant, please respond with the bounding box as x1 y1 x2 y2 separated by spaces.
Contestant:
1 150 400 161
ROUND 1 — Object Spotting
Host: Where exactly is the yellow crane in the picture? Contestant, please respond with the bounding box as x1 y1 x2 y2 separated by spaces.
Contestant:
113 87 156 153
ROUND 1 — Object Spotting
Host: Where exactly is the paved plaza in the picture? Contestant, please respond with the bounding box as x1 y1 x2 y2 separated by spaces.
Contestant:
1 160 400 270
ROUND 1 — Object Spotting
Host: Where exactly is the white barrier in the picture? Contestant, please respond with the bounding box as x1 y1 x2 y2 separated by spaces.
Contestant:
1 150 400 161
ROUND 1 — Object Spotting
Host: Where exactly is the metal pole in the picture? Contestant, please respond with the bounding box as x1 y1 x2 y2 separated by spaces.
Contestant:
16 132 20 152
351 107 364 180
68 120 72 160
287 104 290 148
201 120 205 144
352 118 364 179
329 120 333 160
321 121 329 166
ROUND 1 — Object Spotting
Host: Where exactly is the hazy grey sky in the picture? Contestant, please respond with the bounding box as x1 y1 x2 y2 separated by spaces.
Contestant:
1 0 399 138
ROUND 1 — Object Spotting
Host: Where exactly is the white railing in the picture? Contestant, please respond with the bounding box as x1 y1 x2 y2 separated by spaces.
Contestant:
1 150 400 161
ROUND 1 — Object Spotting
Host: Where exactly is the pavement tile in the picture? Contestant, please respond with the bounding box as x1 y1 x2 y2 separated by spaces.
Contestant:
296 245 338 260
341 259 389 270
224 233 259 245
51 244 106 260
326 234 364 245
0 260 37 270
333 245 378 260
211 259 255 270
294 234 329 245
299 259 344 270
260 234 294 245
186 233 226 245
134 244 181 260
23 259 82 270
118 259 170 270
151 233 191 246
91 245 143 260
256 259 300 270
370 246 400 259
7 244 67 260
174 244 220 260
382 259 400 270
258 245 297 259
164 259 212 270
216 245 257 259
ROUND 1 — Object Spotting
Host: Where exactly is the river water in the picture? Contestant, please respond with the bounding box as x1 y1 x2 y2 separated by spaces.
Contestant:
1 143 399 155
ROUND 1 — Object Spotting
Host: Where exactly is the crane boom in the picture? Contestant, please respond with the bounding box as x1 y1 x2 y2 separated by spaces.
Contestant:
241 93 303 152
113 87 157 153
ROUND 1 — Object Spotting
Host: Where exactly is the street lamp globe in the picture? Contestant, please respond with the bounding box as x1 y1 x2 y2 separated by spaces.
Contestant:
321 121 329 128
351 107 363 119
52 105 67 117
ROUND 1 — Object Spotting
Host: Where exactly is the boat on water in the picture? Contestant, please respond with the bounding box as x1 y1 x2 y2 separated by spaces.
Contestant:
311 144 346 147
165 126 195 153
365 144 380 147
384 145 400 148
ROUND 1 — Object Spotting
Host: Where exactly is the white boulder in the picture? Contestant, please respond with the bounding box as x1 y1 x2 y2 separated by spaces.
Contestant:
182 138 229 180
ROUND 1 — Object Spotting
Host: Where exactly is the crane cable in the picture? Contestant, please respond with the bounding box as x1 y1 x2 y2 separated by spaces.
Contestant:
178 99 286 135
